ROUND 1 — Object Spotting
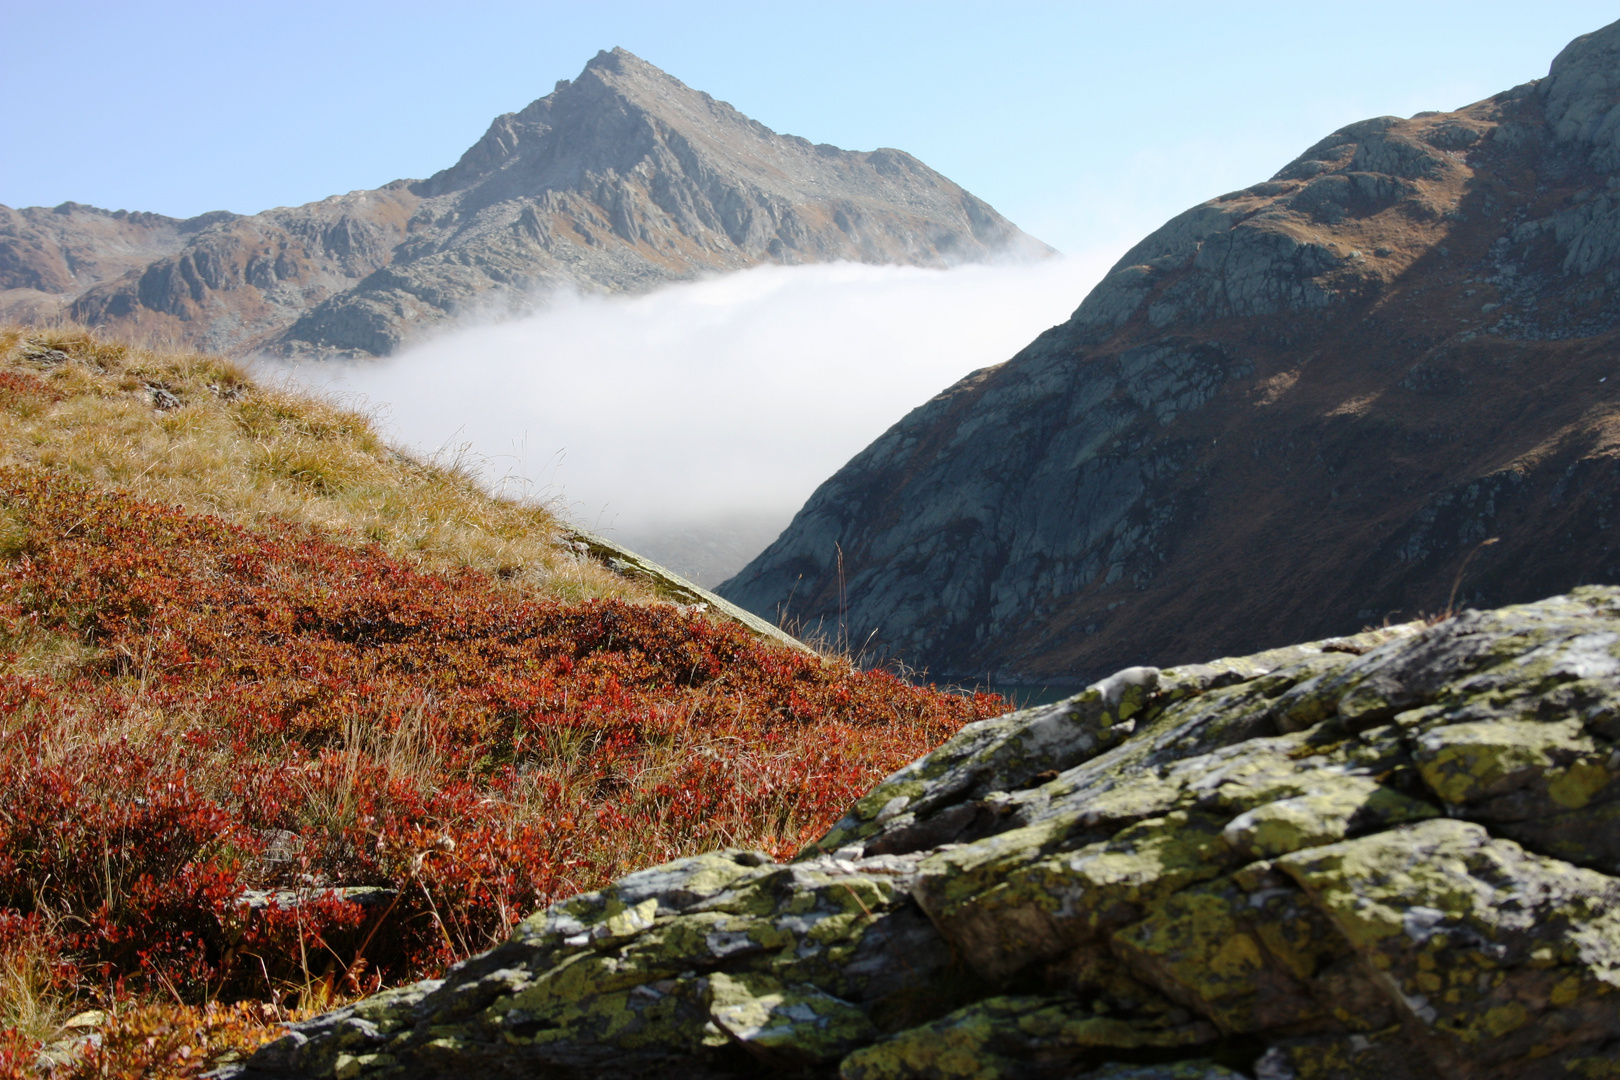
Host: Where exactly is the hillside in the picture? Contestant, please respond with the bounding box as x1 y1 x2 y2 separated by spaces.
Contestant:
0 49 1048 359
720 19 1620 686
0 204 238 325
0 326 1004 1077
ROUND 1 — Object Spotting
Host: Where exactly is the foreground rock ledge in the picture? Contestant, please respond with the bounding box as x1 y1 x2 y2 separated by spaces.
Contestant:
232 588 1620 1079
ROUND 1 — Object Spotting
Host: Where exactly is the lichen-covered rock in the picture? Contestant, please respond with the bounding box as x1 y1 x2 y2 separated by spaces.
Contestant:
838 994 1217 1080
1277 818 1620 1074
237 588 1620 1079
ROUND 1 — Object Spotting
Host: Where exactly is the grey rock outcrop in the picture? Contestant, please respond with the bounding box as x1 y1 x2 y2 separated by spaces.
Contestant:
561 524 813 653
231 586 1620 1078
0 202 236 324
719 19 1620 686
5 49 1046 358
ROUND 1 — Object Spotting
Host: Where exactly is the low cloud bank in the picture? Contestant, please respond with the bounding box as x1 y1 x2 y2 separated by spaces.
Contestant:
269 255 1112 573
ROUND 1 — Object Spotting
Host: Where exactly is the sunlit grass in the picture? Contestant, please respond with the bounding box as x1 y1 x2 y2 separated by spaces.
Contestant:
0 324 639 604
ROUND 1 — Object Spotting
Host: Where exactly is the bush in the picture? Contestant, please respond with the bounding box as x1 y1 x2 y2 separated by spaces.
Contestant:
0 467 1003 1064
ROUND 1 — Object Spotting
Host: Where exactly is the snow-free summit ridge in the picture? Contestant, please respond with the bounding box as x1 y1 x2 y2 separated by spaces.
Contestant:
1 48 1048 358
719 19 1620 687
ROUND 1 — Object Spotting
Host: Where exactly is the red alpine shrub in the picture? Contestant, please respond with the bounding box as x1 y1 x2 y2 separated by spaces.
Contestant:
0 467 1003 1015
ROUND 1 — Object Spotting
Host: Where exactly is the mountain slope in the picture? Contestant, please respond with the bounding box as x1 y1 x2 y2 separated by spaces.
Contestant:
720 19 1620 684
0 202 237 324
3 49 1046 359
0 325 1006 1071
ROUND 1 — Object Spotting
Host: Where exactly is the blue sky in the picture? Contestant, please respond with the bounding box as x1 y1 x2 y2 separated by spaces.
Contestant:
4 2 1615 257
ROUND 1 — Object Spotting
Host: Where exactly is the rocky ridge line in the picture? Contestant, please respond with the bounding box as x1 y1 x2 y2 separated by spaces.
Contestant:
2 49 1046 358
232 585 1620 1079
0 202 238 325
718 19 1620 685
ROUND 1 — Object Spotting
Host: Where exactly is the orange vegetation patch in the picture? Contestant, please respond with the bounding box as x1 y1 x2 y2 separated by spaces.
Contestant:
0 468 1003 1072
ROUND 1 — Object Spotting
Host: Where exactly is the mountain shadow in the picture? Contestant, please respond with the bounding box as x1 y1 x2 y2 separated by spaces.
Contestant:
720 20 1620 686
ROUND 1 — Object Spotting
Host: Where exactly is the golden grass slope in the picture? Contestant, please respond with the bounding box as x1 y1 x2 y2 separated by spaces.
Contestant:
0 324 641 604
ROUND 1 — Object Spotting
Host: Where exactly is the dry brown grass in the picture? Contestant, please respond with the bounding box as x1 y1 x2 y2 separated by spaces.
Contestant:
0 324 644 604
0 914 74 1050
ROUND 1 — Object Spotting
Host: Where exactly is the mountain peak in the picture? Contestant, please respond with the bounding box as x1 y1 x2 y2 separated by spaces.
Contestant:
718 17 1620 683
421 47 756 196
11 49 1048 357
583 45 646 72
573 45 674 92
1542 18 1620 168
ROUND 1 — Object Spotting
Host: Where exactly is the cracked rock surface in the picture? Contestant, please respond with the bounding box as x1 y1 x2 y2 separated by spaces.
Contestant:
233 587 1620 1079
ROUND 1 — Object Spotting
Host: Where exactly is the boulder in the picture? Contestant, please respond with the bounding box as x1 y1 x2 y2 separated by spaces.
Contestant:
233 587 1620 1079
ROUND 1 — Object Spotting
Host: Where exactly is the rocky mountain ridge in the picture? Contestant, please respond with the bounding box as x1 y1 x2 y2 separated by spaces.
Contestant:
0 202 238 323
720 20 1620 685
2 49 1045 358
231 586 1620 1079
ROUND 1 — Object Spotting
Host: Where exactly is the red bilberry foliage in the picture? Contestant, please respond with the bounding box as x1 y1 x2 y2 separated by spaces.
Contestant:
0 467 1002 1021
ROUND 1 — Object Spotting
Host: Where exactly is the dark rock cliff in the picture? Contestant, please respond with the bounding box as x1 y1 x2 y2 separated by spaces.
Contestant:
720 20 1620 686
4 49 1047 358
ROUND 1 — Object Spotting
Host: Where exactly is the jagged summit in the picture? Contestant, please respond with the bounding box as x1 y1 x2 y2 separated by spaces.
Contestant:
419 47 788 198
719 18 1620 684
0 49 1047 357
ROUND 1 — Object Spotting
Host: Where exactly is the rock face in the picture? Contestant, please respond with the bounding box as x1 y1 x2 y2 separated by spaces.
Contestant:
237 586 1620 1079
2 49 1045 358
0 202 237 324
720 20 1620 685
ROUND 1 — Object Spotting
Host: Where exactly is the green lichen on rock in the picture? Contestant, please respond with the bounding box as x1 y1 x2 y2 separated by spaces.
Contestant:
838 994 1217 1080
812 665 1164 858
236 587 1620 1079
1112 879 1304 1034
707 971 876 1064
1277 818 1620 1063
1219 775 1437 860
1411 716 1614 812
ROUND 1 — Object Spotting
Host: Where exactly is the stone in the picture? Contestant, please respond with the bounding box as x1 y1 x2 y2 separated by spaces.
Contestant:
707 971 876 1064
234 587 1620 1080
1278 818 1620 1074
837 995 1217 1080
808 664 1161 859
